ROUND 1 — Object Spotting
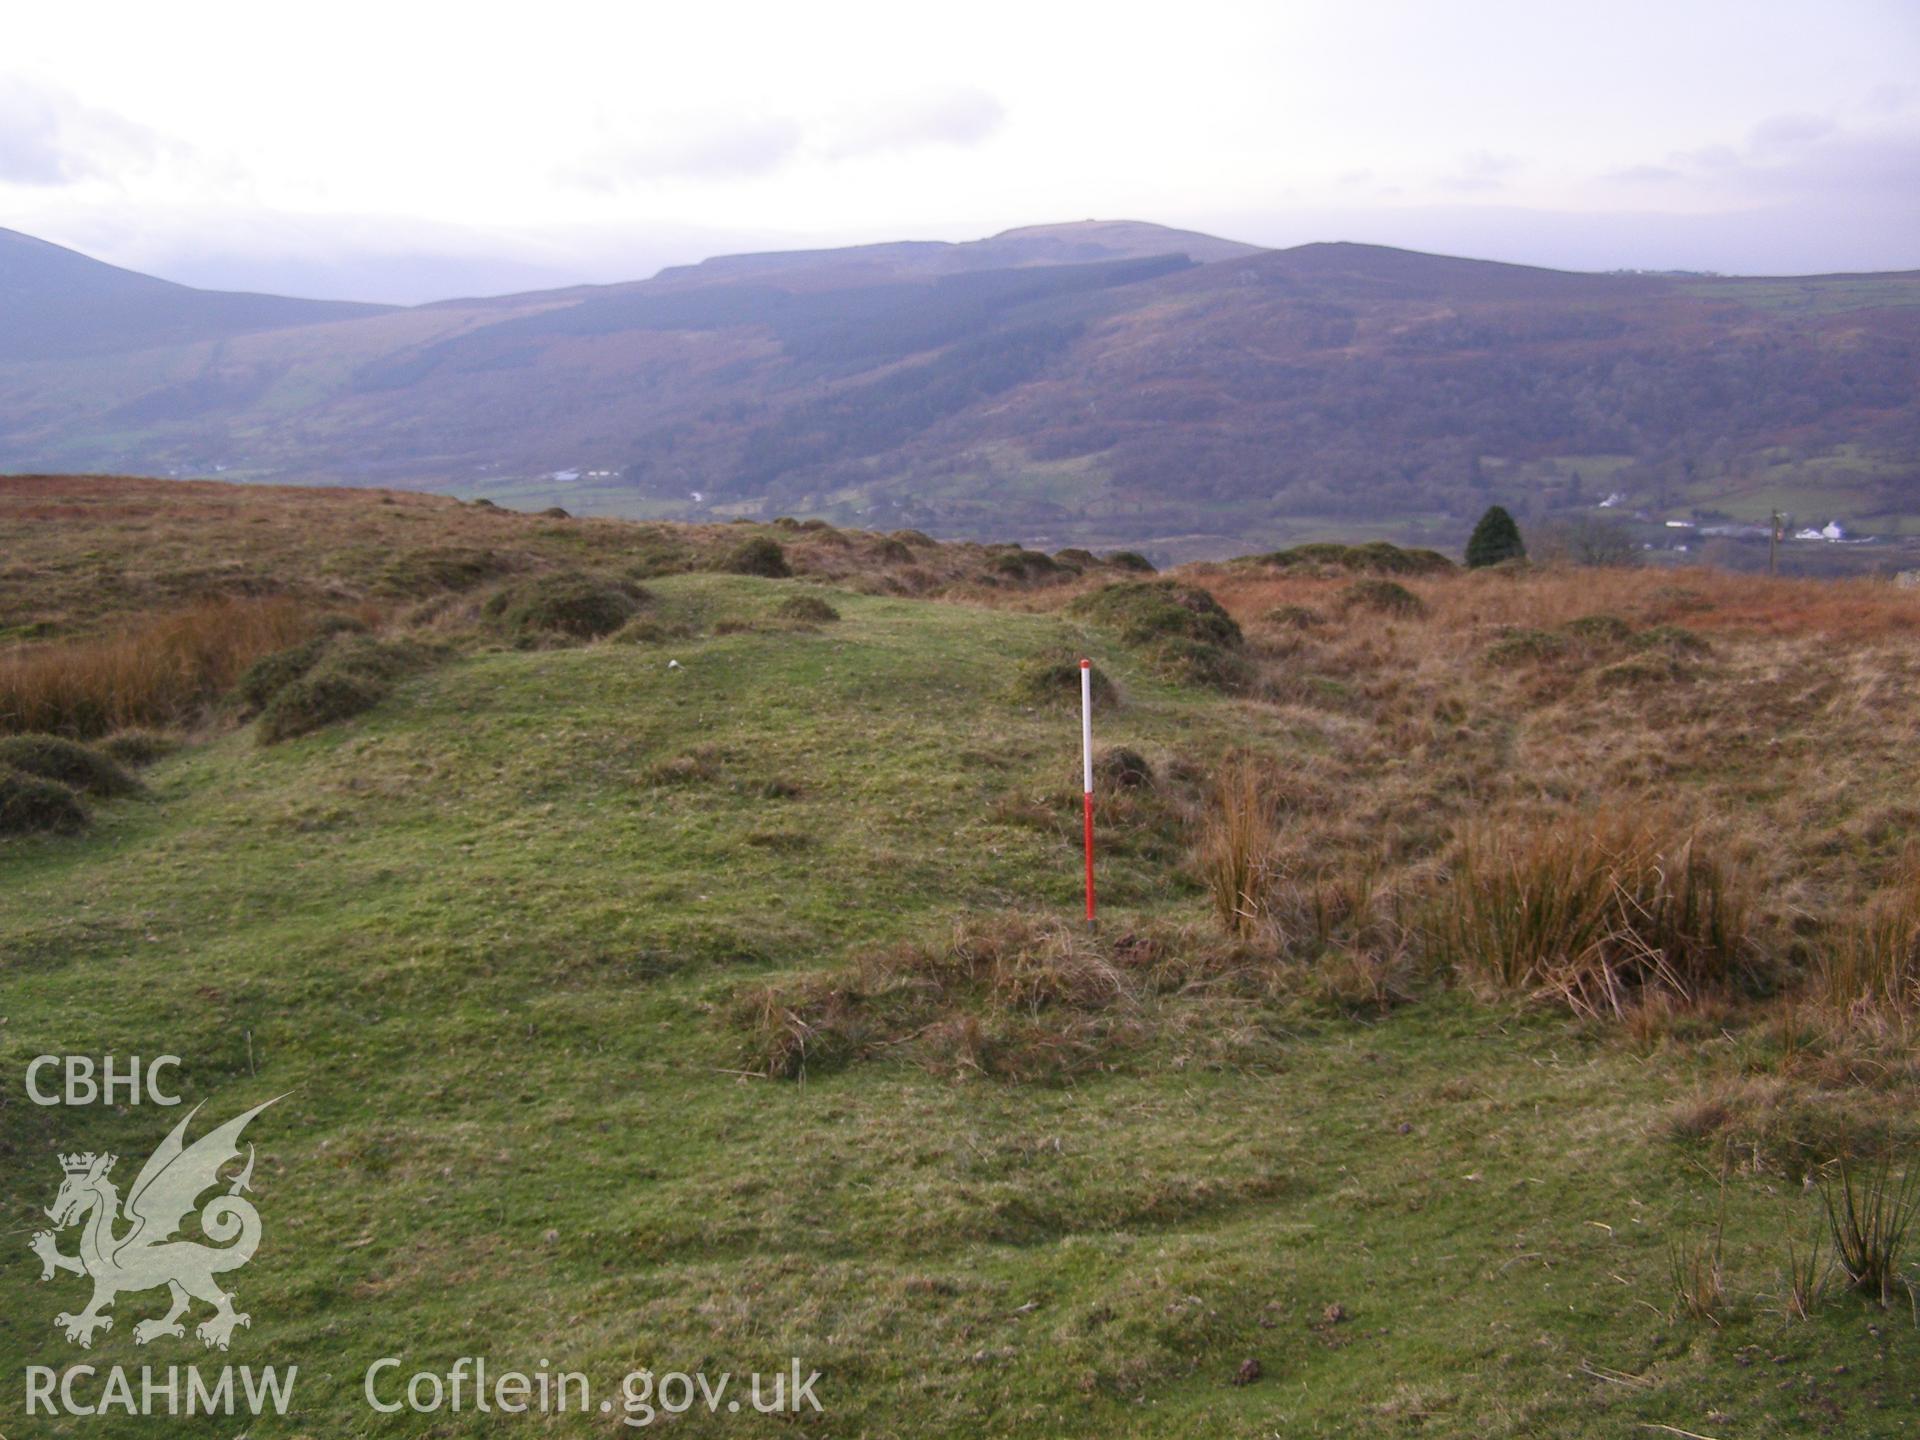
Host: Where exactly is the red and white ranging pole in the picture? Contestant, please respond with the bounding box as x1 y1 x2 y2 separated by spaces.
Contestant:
1080 657 1096 928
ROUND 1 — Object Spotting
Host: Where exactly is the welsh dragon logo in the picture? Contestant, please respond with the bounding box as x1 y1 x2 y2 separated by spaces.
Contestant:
29 1098 280 1350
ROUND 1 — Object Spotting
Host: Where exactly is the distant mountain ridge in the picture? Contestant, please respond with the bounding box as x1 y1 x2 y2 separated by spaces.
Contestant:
1 220 1916 556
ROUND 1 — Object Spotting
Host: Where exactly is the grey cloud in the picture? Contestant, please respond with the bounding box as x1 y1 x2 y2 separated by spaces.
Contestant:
0 75 159 186
1611 117 1920 210
1749 112 1835 149
1606 163 1684 184
575 116 804 186
1440 149 1521 192
563 91 1004 190
822 89 1005 159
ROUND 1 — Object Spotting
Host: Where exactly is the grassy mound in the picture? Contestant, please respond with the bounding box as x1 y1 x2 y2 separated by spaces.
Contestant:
95 729 181 767
483 572 646 643
732 912 1260 1081
1072 581 1248 690
0 734 142 797
1335 577 1427 617
1010 657 1117 709
1095 746 1155 790
719 536 791 578
378 546 506 596
256 637 421 745
776 594 841 625
987 547 1065 583
1073 580 1243 649
1564 613 1634 644
1484 627 1569 664
0 767 89 835
236 635 333 714
1104 550 1156 573
233 615 373 714
1251 541 1454 576
1259 603 1326 630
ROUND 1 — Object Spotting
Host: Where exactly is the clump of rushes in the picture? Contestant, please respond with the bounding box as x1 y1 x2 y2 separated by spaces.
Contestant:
1818 1152 1920 1306
1196 754 1277 938
1818 881 1920 1022
1427 811 1752 1017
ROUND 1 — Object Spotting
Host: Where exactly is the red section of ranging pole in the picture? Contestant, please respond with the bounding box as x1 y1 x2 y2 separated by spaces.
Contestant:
1080 658 1096 926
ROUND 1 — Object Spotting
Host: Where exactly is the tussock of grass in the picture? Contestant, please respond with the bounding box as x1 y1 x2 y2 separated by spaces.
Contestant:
1564 613 1634 644
1095 746 1154 790
0 734 141 797
612 616 696 646
483 571 647 643
1259 603 1325 630
641 744 728 787
776 594 841 624
0 767 89 835
1427 811 1754 1016
1484 627 1568 664
1593 653 1696 689
1010 657 1117 710
718 536 791 578
95 728 180 767
1335 578 1426 617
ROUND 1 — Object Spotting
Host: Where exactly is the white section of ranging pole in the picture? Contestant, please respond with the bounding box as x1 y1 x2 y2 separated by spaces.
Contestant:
1080 658 1095 925
1080 660 1094 793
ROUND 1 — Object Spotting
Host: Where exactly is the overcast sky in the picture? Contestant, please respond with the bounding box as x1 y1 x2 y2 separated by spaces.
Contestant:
4 0 1917 302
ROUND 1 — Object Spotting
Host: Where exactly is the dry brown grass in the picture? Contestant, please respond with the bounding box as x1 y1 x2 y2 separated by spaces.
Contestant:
1194 562 1920 645
1818 873 1920 1025
0 597 373 737
1195 754 1277 937
1425 810 1755 1016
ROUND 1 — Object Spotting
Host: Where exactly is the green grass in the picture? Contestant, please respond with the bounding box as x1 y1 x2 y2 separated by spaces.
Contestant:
2 574 1914 1436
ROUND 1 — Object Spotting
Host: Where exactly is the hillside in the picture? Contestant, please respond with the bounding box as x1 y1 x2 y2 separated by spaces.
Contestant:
4 477 1920 1436
0 227 392 363
1 225 1918 558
